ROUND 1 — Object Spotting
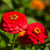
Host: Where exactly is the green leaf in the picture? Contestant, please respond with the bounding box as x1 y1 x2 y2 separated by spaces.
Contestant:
0 40 6 47
0 13 3 22
0 31 9 44
7 44 12 46
45 46 49 50
32 45 36 50
14 7 24 13
15 48 23 50
45 15 50 21
0 29 13 40
36 10 43 16
14 0 19 5
2 0 14 9
27 17 39 24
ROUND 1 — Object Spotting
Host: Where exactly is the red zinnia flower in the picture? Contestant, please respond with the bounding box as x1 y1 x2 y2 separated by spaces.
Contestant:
26 23 48 44
17 23 48 46
1 11 27 34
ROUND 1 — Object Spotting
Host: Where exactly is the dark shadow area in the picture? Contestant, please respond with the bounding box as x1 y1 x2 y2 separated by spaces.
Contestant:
12 0 22 9
0 32 9 44
25 8 45 23
0 46 12 50
0 0 4 6
34 15 45 23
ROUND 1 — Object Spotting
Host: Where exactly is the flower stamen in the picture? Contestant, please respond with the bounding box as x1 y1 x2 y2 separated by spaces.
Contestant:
34 28 41 33
10 14 18 20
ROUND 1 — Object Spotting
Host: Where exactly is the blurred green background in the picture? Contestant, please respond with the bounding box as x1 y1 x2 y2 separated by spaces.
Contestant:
0 0 50 50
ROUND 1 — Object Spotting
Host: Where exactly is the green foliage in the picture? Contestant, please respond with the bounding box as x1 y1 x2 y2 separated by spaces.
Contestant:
2 0 14 9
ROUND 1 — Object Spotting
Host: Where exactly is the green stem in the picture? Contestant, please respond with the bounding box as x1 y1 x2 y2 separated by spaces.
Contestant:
13 34 15 49
30 45 32 50
23 47 26 50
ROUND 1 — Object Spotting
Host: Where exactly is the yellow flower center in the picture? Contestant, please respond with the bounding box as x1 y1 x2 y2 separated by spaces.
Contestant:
18 31 26 37
34 28 41 33
10 14 18 20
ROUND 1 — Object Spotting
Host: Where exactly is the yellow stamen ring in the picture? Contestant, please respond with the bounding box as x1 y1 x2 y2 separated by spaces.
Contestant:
10 15 18 20
34 28 41 33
